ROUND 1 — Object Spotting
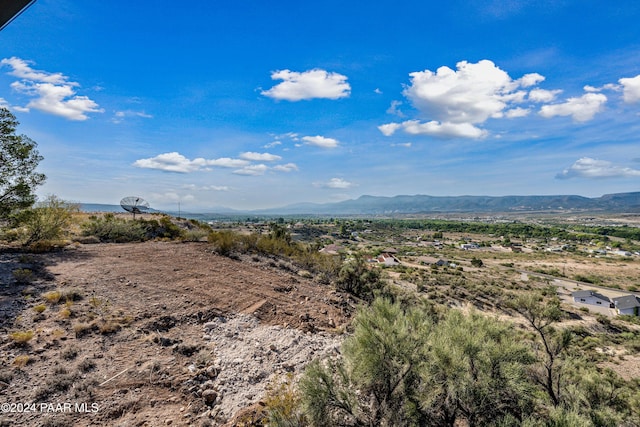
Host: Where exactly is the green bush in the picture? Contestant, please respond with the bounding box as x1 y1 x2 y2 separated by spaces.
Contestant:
300 299 535 426
12 195 78 246
335 257 386 301
81 214 149 242
208 230 240 256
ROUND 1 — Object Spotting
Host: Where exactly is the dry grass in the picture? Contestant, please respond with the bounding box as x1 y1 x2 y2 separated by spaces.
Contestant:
13 355 30 368
59 306 72 319
9 330 35 345
42 290 62 304
33 303 47 313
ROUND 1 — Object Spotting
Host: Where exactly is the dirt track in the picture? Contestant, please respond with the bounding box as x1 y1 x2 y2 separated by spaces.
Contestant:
0 241 350 426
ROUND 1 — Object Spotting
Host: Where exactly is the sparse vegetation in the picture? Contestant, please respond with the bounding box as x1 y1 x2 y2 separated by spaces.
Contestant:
1 214 640 425
33 303 46 313
13 195 78 247
12 268 33 283
13 355 30 368
9 330 35 345
42 290 62 304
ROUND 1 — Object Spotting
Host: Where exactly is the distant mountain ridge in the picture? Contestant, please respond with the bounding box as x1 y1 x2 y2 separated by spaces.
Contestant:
255 192 640 215
81 192 640 217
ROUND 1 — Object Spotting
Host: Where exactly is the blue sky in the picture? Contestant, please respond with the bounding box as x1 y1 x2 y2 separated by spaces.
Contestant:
1 0 640 211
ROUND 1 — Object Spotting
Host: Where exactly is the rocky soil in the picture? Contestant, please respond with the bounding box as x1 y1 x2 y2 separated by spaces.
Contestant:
0 241 352 426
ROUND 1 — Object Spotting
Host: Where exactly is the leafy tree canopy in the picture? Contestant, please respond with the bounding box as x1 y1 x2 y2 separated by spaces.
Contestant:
0 108 46 219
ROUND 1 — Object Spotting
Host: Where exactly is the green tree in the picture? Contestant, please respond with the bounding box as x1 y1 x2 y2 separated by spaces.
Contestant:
0 108 46 219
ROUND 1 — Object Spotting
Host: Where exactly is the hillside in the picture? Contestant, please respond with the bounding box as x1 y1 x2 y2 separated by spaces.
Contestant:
0 241 351 426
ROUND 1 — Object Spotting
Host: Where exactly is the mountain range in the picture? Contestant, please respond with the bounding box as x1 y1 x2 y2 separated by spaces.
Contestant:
253 192 640 215
82 192 640 217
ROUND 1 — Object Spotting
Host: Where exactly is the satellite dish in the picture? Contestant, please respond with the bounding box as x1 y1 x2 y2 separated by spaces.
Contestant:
120 196 150 219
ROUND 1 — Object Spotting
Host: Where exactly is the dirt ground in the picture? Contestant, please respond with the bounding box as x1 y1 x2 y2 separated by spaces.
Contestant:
0 241 351 426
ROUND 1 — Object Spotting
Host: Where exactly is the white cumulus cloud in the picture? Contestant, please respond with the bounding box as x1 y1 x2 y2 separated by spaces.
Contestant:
0 57 67 84
380 59 618 140
233 164 269 176
381 59 553 139
1 57 103 121
539 93 607 122
261 69 351 101
528 88 562 103
556 157 640 179
302 135 340 148
239 152 282 161
272 163 299 172
380 120 487 139
403 60 523 125
314 178 355 189
504 107 530 118
133 152 249 173
619 74 640 103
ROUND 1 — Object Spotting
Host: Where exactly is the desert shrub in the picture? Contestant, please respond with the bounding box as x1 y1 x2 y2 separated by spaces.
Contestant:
98 320 120 334
208 230 241 256
471 257 483 267
59 306 72 319
293 248 342 281
145 216 184 239
300 298 535 426
77 358 96 373
335 257 386 301
13 355 30 368
9 330 34 345
181 228 209 242
263 374 306 427
42 290 62 303
33 303 46 313
13 195 78 246
34 372 78 401
61 346 79 361
60 287 83 301
81 214 148 242
25 239 68 253
73 322 95 337
256 235 298 257
12 268 33 284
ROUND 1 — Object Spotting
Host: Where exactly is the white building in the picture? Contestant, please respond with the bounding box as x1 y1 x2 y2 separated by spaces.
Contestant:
571 290 612 307
613 295 640 316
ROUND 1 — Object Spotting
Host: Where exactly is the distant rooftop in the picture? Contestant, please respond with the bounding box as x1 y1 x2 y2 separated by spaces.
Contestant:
613 295 640 310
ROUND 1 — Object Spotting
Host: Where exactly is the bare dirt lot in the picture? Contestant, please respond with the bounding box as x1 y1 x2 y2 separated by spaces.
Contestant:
0 241 351 426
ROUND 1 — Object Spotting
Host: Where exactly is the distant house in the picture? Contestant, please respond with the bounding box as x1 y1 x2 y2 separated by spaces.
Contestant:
613 295 640 316
460 243 479 250
612 250 633 257
418 256 449 267
376 253 399 266
319 244 343 255
571 290 612 307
